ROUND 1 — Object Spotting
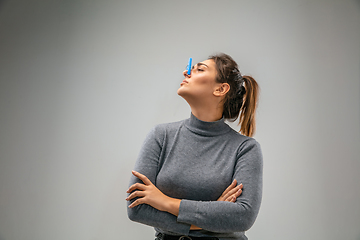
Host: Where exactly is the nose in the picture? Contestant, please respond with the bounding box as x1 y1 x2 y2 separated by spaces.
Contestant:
183 69 190 78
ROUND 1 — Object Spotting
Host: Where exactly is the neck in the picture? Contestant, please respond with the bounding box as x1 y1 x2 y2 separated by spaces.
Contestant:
190 103 223 122
180 93 224 122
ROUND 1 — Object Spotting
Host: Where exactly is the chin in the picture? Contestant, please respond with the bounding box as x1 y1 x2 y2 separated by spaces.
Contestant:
177 86 185 96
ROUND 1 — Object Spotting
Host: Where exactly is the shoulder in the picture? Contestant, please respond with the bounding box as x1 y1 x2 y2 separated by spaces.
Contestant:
225 126 259 146
225 127 262 158
239 137 261 153
153 119 185 132
145 119 186 142
151 119 185 136
236 137 263 169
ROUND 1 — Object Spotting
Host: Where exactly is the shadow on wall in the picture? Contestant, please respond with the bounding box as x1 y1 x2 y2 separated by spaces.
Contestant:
0 0 8 10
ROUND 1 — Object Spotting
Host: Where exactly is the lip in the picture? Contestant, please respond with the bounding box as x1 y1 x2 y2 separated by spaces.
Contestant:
180 80 188 86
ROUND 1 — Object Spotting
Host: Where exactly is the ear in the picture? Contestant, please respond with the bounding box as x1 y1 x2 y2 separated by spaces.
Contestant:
213 83 230 97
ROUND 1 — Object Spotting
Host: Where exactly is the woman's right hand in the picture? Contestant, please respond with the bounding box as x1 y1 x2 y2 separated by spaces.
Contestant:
217 179 243 202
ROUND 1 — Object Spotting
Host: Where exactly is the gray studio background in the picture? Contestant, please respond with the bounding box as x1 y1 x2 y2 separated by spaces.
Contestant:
0 0 359 240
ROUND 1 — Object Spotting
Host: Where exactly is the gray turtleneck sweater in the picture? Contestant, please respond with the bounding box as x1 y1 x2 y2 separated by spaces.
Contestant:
127 114 263 240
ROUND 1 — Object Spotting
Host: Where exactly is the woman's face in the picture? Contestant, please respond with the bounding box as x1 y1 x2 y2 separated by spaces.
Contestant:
177 59 219 100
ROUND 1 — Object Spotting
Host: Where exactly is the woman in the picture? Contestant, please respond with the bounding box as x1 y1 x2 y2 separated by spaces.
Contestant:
126 53 263 240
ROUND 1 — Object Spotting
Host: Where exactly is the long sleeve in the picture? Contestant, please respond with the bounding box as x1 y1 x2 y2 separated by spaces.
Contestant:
177 139 263 233
127 114 263 239
127 126 191 235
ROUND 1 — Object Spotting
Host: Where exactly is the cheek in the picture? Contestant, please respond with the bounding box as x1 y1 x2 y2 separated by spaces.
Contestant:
193 77 216 94
191 84 213 95
195 75 212 85
177 75 216 97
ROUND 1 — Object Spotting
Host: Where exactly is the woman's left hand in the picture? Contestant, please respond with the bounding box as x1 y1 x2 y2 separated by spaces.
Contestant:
217 179 243 202
126 170 181 215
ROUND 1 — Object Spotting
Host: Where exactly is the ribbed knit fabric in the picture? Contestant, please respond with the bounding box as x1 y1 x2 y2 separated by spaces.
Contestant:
127 114 263 240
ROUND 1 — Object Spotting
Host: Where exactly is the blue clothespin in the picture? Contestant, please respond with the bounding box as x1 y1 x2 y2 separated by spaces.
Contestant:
187 58 192 75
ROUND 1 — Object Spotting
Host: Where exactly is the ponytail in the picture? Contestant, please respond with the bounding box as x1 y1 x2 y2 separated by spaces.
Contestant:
208 53 260 137
239 75 259 137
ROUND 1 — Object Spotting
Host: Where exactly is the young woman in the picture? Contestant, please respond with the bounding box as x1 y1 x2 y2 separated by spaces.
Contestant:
126 53 263 240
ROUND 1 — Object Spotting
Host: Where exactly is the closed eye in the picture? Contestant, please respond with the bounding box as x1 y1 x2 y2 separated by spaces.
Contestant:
191 65 204 72
193 63 207 72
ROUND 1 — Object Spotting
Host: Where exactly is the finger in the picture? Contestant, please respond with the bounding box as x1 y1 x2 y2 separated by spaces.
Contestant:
224 196 233 202
132 170 152 185
232 188 243 199
235 188 242 198
225 195 236 202
225 192 238 202
224 188 243 202
223 184 242 200
127 182 147 193
221 179 237 197
128 198 146 208
126 190 146 201
224 195 233 202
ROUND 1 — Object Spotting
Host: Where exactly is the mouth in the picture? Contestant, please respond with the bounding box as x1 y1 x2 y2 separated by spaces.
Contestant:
180 80 188 86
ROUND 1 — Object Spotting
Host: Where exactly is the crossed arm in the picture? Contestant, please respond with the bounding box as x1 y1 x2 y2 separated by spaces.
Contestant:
126 127 262 234
126 170 243 230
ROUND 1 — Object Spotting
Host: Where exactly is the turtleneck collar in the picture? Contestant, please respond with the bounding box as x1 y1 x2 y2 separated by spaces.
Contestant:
184 113 231 136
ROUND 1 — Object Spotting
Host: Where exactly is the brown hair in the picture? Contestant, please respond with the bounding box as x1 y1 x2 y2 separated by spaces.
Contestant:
209 53 259 137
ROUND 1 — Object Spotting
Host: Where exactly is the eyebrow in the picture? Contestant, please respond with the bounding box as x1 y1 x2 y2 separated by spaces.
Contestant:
195 63 209 68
